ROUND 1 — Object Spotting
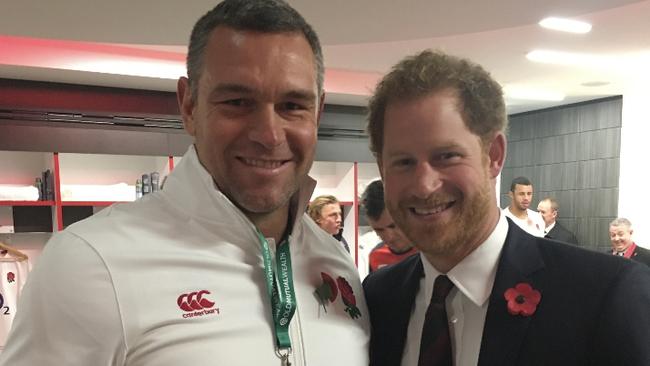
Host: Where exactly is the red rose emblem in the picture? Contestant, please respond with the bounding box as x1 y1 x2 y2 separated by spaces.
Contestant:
336 276 356 305
314 272 338 312
337 276 361 319
504 282 541 316
7 272 15 283
321 272 338 301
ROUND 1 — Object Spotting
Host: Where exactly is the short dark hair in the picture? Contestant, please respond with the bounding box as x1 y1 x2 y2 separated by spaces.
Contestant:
186 0 324 101
361 180 385 221
510 176 532 192
367 50 507 157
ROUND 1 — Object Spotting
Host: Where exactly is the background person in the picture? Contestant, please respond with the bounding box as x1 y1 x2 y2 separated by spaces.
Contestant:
308 194 350 252
363 49 650 366
609 217 650 266
537 197 578 245
361 180 418 272
0 1 369 365
503 176 545 237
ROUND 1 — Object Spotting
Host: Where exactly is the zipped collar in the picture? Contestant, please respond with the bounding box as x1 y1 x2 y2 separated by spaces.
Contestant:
162 145 316 240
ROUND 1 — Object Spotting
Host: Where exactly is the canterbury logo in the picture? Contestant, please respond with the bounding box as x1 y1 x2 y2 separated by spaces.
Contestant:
177 290 215 312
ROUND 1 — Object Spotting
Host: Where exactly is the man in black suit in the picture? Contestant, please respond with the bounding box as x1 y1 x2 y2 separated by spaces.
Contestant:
536 197 578 245
609 217 650 266
363 50 650 366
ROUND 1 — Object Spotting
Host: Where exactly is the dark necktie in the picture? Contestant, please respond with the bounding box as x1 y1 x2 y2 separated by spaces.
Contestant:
418 275 455 366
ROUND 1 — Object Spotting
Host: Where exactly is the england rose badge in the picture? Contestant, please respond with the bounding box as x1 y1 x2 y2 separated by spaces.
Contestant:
336 276 361 319
314 272 338 312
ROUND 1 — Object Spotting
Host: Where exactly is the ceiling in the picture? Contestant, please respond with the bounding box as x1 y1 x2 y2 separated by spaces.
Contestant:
1 0 649 114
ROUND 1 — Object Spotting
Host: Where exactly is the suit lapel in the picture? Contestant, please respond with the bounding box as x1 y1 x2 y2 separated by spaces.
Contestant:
478 220 545 366
385 255 423 365
545 225 556 239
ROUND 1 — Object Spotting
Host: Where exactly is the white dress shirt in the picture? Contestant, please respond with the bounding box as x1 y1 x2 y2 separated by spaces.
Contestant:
543 221 555 235
401 211 508 366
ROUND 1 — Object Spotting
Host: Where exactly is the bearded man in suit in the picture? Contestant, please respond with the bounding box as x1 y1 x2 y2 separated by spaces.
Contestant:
363 50 650 366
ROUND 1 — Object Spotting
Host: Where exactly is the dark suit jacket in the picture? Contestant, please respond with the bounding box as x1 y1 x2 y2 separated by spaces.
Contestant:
631 245 650 266
544 221 578 245
364 219 650 366
608 244 650 267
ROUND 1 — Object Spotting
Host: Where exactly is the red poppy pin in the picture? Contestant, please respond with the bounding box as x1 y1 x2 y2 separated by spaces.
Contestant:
336 276 361 319
504 282 541 316
314 272 338 312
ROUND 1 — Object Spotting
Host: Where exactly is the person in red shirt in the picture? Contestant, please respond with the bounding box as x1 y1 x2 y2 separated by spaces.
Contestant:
361 180 417 272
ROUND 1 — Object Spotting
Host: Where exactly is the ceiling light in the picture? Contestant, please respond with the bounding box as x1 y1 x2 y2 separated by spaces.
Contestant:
539 17 592 34
504 86 565 101
68 59 186 79
526 49 585 65
581 81 610 87
526 49 614 68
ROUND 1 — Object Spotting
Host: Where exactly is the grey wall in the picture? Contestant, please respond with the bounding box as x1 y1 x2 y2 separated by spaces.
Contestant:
317 104 373 163
501 97 622 251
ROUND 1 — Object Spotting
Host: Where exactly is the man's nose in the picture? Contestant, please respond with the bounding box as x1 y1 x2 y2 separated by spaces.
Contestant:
411 162 442 199
248 105 286 149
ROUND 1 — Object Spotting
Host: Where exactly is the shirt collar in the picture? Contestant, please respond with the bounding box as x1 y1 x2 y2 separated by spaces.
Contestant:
166 145 316 236
616 242 638 258
545 221 556 234
421 209 508 306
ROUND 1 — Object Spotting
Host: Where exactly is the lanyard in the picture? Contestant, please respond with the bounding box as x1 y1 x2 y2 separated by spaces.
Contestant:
256 230 297 353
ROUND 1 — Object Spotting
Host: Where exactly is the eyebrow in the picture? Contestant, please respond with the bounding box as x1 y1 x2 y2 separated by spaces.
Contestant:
284 89 318 102
209 83 254 96
209 83 317 102
384 143 466 158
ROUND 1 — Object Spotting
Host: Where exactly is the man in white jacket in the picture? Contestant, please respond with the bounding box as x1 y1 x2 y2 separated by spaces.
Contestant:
0 1 369 365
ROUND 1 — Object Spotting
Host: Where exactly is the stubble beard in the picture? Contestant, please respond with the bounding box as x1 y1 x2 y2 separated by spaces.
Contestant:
206 151 311 217
389 177 494 260
517 202 529 211
230 176 300 215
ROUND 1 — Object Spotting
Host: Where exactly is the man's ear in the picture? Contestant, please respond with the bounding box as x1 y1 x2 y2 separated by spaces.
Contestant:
487 132 507 179
177 77 196 137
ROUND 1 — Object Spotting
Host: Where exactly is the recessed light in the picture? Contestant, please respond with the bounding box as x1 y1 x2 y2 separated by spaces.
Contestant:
526 50 581 65
581 81 610 87
526 49 612 67
539 17 592 34
68 59 186 79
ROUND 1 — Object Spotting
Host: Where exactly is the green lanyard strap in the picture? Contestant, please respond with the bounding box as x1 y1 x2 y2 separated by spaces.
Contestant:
256 230 297 351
